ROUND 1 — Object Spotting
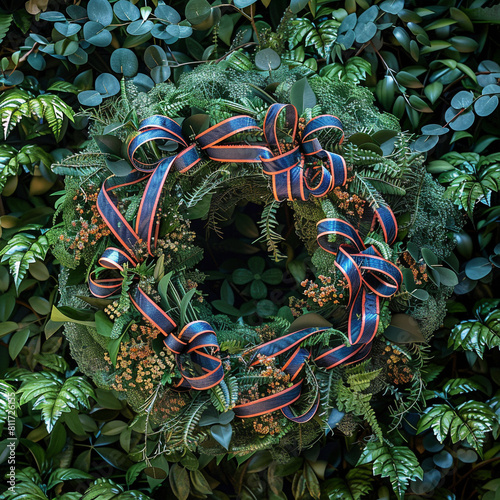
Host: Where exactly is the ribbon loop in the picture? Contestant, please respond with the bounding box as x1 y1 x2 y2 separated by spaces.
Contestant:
164 321 224 391
261 103 347 201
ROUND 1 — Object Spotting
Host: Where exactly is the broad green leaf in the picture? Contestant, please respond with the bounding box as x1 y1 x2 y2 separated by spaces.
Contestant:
358 442 423 499
17 373 95 432
418 401 499 453
448 309 500 358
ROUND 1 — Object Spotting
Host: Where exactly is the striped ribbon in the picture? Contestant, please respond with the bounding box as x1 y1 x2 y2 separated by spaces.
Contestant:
88 104 402 421
261 103 347 201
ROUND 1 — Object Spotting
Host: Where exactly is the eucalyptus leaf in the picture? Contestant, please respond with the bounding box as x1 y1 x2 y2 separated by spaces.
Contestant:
110 48 139 77
95 73 120 97
114 0 141 22
87 0 114 26
255 48 281 71
83 22 112 47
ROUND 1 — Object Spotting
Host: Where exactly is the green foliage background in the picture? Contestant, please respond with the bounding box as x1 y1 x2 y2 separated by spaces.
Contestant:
0 0 499 498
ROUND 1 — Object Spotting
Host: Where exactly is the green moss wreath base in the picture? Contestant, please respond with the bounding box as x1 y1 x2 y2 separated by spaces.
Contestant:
49 57 461 458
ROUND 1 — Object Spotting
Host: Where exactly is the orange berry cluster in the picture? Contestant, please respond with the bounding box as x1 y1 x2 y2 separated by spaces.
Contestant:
59 187 110 262
301 275 346 308
400 251 429 285
104 321 176 393
238 356 291 435
288 296 309 318
382 345 413 385
255 323 278 342
332 186 366 218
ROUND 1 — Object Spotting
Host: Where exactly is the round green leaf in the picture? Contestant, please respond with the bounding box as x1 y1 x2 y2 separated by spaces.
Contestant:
421 124 449 136
155 3 181 23
250 279 267 300
413 134 439 152
465 257 492 280
248 256 265 275
434 267 459 287
255 48 281 71
256 299 277 318
78 90 103 106
185 0 212 25
83 22 112 47
380 0 404 14
151 65 171 83
127 20 154 36
114 0 140 21
474 95 499 117
261 268 283 285
68 48 88 65
110 48 138 77
358 5 379 23
144 45 167 69
232 268 253 285
445 107 475 131
54 22 81 37
95 73 120 97
132 73 154 92
355 22 377 44
451 90 474 109
88 0 114 26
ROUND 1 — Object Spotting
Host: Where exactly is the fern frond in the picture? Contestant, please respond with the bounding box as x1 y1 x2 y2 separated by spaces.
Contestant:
253 200 286 261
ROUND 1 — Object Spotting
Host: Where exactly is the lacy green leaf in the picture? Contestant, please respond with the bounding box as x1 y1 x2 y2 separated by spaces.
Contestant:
358 442 423 499
448 309 500 358
417 401 499 453
17 372 95 432
322 466 374 500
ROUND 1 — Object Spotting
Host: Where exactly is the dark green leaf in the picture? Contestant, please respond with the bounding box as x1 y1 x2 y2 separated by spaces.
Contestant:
255 48 281 71
290 77 316 115
110 48 138 77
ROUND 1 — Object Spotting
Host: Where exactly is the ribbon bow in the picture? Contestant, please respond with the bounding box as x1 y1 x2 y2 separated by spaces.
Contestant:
261 103 347 202
316 209 402 347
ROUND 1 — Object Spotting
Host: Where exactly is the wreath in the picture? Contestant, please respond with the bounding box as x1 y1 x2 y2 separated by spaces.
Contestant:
49 56 461 458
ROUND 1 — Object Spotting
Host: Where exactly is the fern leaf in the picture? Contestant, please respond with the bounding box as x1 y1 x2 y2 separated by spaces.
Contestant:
0 380 16 425
321 465 374 500
0 89 29 139
335 380 382 441
417 401 499 454
254 200 286 261
358 442 423 500
0 13 13 44
17 373 94 432
210 380 231 412
347 369 382 392
448 308 500 358
0 233 49 292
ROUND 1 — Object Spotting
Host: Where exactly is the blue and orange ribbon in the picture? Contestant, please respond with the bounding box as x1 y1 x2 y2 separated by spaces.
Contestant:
261 103 347 202
88 104 402 422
